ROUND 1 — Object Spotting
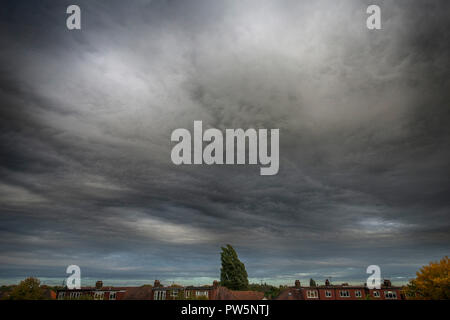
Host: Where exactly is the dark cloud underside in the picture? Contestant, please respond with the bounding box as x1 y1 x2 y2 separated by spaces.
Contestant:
0 0 449 285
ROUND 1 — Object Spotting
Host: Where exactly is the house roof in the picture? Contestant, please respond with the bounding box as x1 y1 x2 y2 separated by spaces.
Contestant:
121 286 153 300
153 287 182 291
230 290 265 300
43 289 57 300
211 286 264 300
185 286 213 290
275 288 304 300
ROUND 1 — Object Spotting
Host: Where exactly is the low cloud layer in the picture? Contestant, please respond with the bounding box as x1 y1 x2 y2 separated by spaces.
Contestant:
0 0 449 285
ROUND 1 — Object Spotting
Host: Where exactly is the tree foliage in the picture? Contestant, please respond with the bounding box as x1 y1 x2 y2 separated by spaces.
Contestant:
8 277 47 300
220 244 249 290
404 256 450 300
309 278 317 287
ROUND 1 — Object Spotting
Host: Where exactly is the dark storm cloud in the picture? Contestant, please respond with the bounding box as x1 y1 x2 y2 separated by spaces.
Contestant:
0 0 449 285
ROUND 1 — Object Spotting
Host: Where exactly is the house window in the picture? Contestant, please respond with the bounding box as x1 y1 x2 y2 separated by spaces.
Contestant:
339 290 350 298
355 290 362 298
171 290 179 298
58 292 65 300
325 290 332 298
109 292 116 300
384 291 397 299
196 290 208 297
373 291 380 298
154 290 166 300
185 291 191 298
94 292 104 300
307 290 318 298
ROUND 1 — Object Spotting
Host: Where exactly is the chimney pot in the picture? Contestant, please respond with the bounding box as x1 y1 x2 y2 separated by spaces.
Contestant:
383 279 392 287
95 281 103 289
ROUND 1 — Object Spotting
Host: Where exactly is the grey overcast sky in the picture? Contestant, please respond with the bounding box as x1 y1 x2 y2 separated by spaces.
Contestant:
0 0 449 286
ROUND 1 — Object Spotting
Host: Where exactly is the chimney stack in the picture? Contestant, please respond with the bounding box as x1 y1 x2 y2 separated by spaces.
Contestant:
295 280 301 288
213 280 219 288
154 280 161 287
383 279 392 287
95 280 103 289
325 279 330 286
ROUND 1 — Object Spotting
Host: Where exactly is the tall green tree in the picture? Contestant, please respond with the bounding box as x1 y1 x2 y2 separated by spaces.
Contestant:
220 244 249 290
309 278 317 287
9 277 46 300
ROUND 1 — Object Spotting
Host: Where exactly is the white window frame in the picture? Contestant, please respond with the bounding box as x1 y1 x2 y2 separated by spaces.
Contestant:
155 290 166 300
384 291 397 299
325 290 332 298
196 290 208 297
307 290 318 299
339 290 350 298
171 289 179 298
94 292 104 300
109 291 116 300
355 290 362 298
373 290 380 298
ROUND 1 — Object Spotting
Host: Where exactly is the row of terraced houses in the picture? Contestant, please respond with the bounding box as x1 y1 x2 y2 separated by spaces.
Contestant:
276 279 404 300
56 279 404 300
56 280 266 300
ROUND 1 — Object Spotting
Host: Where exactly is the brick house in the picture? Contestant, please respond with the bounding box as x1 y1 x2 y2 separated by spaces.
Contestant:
153 280 216 300
56 287 128 300
210 286 265 300
56 280 147 300
152 280 265 300
57 279 264 301
276 279 404 300
57 278 402 301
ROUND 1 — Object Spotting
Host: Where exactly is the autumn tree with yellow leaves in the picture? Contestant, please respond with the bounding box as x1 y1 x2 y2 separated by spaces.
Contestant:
404 256 450 299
